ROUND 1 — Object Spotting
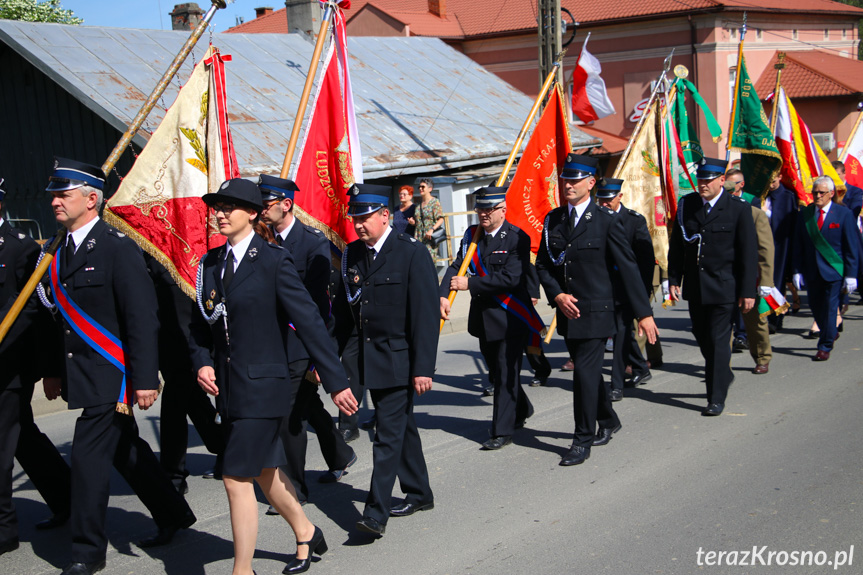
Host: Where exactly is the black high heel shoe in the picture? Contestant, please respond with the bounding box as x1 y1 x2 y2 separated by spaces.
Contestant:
283 526 328 574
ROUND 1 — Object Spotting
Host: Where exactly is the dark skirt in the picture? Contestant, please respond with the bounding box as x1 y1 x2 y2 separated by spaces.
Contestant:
221 417 286 478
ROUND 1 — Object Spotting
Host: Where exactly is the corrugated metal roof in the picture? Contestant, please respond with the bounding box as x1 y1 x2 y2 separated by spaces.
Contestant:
0 21 599 180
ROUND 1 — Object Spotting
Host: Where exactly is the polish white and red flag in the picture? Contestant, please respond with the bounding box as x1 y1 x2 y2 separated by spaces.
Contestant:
571 35 615 123
292 1 363 250
104 45 236 298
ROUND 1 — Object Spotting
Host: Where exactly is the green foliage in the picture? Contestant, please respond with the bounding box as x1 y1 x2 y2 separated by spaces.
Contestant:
0 0 83 25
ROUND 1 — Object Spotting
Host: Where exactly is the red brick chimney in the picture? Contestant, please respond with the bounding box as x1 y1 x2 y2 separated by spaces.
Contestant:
255 7 274 19
429 0 445 18
169 3 204 31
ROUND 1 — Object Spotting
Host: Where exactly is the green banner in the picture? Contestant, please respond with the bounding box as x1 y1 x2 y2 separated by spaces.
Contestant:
727 48 782 200
670 78 723 197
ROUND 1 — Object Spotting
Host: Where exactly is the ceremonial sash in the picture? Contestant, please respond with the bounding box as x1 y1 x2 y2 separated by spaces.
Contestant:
49 247 132 415
466 229 547 354
803 205 844 277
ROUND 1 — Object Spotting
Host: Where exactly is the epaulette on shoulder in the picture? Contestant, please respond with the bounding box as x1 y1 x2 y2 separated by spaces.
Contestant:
627 208 643 217
105 226 127 239
304 225 323 235
266 241 283 250
731 195 748 204
598 205 616 216
398 232 418 243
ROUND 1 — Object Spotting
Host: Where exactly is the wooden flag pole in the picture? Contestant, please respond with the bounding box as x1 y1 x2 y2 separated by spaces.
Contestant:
726 13 747 162
0 0 228 346
441 62 562 332
769 53 786 134
279 2 337 177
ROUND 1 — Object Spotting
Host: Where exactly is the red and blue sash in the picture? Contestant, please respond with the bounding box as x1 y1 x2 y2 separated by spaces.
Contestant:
467 229 546 354
49 247 132 414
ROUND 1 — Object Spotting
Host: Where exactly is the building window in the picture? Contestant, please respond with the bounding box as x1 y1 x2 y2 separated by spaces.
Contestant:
843 28 848 40
792 29 798 40
825 29 830 40
756 28 762 40
730 28 737 40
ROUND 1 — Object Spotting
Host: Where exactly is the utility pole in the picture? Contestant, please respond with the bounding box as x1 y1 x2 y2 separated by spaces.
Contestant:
537 0 563 93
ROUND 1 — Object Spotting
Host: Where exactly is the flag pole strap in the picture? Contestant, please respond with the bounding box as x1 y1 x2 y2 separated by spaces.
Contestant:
614 49 674 179
279 2 337 177
0 1 228 347
102 0 226 176
440 61 563 332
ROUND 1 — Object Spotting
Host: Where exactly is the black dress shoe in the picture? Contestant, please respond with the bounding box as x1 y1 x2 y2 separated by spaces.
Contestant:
481 436 512 450
529 377 546 387
174 480 189 496
339 428 360 443
60 560 106 575
559 445 590 466
319 451 357 483
202 453 224 479
807 329 820 340
359 416 376 430
481 385 494 397
0 537 19 556
390 501 434 517
283 525 328 574
702 403 724 416
629 371 652 386
355 517 385 536
591 423 622 446
136 511 196 548
35 510 70 530
609 389 623 402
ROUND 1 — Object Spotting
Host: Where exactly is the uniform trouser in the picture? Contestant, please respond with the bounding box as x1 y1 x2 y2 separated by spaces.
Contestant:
525 347 551 380
564 338 620 448
806 275 842 352
281 360 355 501
338 336 363 432
742 297 772 366
363 385 433 525
479 333 532 437
0 385 72 544
611 305 648 391
731 306 747 339
159 366 224 489
70 403 192 564
688 301 734 405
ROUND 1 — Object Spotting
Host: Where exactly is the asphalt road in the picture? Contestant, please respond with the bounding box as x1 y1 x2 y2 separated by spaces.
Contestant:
6 298 863 575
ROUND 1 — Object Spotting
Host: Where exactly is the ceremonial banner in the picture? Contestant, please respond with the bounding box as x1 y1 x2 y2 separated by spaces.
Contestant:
727 49 782 200
292 8 362 250
505 86 571 254
616 99 670 270
669 77 722 196
775 86 845 205
758 286 790 318
840 111 863 189
571 37 615 123
105 46 235 298
658 98 686 223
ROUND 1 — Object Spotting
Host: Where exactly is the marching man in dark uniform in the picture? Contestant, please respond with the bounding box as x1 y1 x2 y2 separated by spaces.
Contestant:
0 179 71 557
39 159 195 575
536 155 658 467
792 176 858 361
668 157 757 416
336 184 438 537
189 178 357 574
440 187 536 449
258 174 357 509
594 178 656 400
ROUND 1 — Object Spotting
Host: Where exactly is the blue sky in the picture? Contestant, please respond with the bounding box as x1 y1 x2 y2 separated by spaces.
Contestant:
62 1 259 31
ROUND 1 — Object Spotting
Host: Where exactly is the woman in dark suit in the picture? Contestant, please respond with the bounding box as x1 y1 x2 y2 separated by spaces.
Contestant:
189 179 357 575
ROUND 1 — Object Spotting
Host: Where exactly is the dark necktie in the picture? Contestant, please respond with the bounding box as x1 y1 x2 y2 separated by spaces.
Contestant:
223 252 236 290
817 208 825 230
570 209 577 229
276 233 284 246
703 202 711 216
366 248 375 267
65 236 76 269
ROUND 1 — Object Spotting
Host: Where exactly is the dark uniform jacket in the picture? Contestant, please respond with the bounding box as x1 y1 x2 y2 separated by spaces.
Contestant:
44 219 160 408
753 182 798 286
145 254 195 376
440 221 532 342
188 232 348 420
337 229 438 389
536 202 652 339
610 204 655 304
668 191 758 304
793 202 859 283
843 183 863 218
279 221 333 363
0 220 42 390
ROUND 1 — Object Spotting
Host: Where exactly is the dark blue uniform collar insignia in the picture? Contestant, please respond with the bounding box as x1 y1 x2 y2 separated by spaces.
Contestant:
86 238 96 252
248 247 258 260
